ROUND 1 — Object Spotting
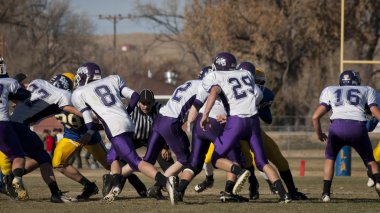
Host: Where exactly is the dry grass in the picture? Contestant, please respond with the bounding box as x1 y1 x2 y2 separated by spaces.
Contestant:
0 155 379 213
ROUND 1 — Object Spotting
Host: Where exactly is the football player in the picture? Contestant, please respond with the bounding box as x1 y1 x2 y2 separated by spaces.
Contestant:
8 72 81 203
175 65 247 202
0 57 30 200
71 62 177 205
199 52 291 203
312 70 380 201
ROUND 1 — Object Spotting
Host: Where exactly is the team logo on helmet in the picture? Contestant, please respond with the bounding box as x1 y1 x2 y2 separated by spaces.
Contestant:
212 52 237 71
339 70 360 86
50 74 74 91
74 62 102 87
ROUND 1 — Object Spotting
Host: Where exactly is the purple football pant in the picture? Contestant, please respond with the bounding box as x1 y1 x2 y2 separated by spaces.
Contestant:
190 114 243 174
106 132 142 171
326 119 375 164
212 115 269 171
11 122 51 164
143 114 190 167
0 121 25 160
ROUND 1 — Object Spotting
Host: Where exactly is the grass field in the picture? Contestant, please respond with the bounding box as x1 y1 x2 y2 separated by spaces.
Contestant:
0 155 379 213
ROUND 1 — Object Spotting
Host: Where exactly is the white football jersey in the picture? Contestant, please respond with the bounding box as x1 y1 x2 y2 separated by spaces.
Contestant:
160 80 200 120
0 78 21 121
11 79 71 125
319 85 377 121
72 75 135 137
195 84 226 119
202 70 263 117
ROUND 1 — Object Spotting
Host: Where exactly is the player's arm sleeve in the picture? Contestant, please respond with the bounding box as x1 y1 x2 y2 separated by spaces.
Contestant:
116 75 140 114
202 72 220 93
367 87 378 108
57 91 72 109
319 87 331 111
193 85 208 111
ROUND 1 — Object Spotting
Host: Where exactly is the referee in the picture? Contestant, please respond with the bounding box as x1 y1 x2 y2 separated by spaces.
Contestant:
131 89 174 171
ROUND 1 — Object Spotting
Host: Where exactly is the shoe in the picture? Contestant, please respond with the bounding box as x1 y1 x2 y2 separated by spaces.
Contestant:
249 182 259 200
367 177 375 187
103 186 121 202
166 176 177 205
279 193 292 203
375 183 380 197
127 174 147 197
12 177 28 201
194 178 214 193
321 192 331 202
51 191 77 203
219 191 249 203
77 182 99 200
232 170 250 195
102 174 112 197
289 189 308 200
3 175 17 199
147 185 166 200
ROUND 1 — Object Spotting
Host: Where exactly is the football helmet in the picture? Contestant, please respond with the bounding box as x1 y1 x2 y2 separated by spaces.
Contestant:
236 61 256 75
50 74 74 91
211 52 237 71
75 62 102 87
255 67 266 85
0 57 9 78
198 66 212 80
339 70 360 86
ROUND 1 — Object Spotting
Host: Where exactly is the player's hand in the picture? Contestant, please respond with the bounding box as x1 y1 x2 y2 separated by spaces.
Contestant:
161 148 172 161
200 115 209 131
216 114 227 124
317 132 327 142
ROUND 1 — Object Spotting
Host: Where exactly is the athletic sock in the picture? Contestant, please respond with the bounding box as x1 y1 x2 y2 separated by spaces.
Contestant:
178 179 190 193
48 181 60 195
111 174 122 187
230 165 244 176
79 176 91 186
12 168 24 178
323 180 332 195
279 169 297 193
273 180 287 198
206 174 214 182
155 172 167 187
373 173 380 183
225 180 235 194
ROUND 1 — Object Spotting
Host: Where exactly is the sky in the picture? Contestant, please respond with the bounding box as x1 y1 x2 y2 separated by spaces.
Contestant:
69 0 185 35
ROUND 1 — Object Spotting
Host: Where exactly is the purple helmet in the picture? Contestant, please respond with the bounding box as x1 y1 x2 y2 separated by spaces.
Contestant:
236 61 256 75
198 66 212 80
339 70 361 86
0 57 9 78
50 74 74 91
211 52 237 71
75 62 102 87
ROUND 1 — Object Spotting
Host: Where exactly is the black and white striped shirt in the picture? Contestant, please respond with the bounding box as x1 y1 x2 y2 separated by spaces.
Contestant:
131 102 162 141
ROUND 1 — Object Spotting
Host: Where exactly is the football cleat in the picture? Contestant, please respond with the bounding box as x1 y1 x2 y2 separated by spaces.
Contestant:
375 183 380 197
51 191 77 203
289 189 308 200
102 174 112 197
103 186 121 202
219 191 249 203
321 192 331 202
12 177 28 201
367 177 375 188
2 175 17 199
166 176 177 205
77 182 98 200
232 170 250 195
147 185 166 200
194 178 214 193
279 193 292 204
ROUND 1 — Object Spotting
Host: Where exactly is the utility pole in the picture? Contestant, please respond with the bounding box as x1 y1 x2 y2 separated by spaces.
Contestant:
0 33 4 57
98 14 134 72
